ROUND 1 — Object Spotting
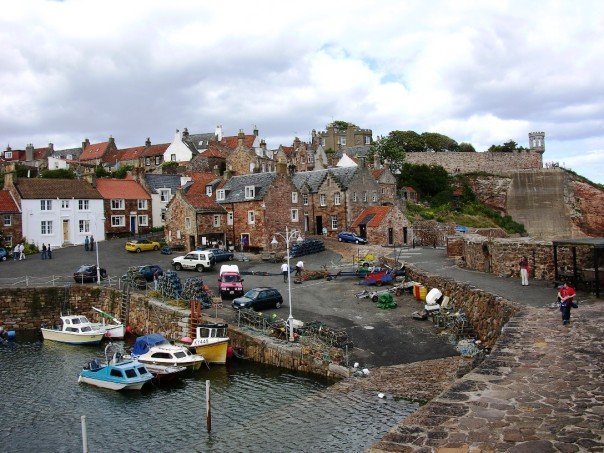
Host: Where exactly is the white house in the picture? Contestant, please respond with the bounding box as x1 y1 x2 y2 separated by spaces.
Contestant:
163 128 217 163
47 156 70 170
13 178 105 248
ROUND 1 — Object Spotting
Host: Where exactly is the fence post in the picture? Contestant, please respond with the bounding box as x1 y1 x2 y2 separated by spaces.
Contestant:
25 276 29 287
81 415 88 453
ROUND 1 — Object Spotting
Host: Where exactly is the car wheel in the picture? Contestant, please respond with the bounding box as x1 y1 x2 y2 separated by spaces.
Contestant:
338 237 342 242
1 256 5 261
154 245 159 250
372 295 379 303
355 240 359 244
174 263 182 271
196 264 204 272
136 248 141 253
275 300 282 308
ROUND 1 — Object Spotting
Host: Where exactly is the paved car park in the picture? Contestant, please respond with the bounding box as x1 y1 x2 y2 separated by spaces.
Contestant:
0 238 458 368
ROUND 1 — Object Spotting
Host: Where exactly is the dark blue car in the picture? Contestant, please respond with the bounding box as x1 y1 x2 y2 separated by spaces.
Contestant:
337 232 368 244
0 247 9 261
206 248 234 262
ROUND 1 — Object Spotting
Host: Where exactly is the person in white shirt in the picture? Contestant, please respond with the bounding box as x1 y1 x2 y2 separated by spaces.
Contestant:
18 243 25 260
281 262 289 283
296 260 304 277
13 244 19 261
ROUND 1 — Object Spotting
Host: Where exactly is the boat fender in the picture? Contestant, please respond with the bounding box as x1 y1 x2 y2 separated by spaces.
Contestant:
226 346 234 360
6 330 16 340
180 336 193 344
125 325 133 334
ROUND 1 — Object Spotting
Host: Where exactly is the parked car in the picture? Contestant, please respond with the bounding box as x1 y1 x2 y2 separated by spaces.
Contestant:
171 251 215 272
218 264 244 298
125 239 161 253
206 248 234 262
337 231 368 244
232 287 283 311
122 265 164 289
73 265 108 283
0 247 10 261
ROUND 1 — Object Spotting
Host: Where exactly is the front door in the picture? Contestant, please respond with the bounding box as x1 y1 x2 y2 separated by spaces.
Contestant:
130 216 137 235
403 227 408 245
316 216 323 235
189 235 196 251
388 228 394 245
62 220 69 243
359 225 367 238
240 233 250 252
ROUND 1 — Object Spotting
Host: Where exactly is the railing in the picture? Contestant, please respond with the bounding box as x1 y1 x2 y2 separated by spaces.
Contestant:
0 274 144 290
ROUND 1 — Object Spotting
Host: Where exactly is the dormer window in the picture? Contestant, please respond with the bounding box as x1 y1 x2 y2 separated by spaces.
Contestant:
5 151 12 159
216 189 225 201
206 185 213 196
244 186 255 199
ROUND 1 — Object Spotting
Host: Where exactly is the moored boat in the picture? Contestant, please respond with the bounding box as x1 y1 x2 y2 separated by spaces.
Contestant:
41 315 105 345
132 334 205 371
189 323 230 365
91 307 125 339
78 345 153 391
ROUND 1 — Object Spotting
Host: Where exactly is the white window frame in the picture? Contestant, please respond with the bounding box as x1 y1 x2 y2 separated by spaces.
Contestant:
78 199 89 211
206 186 213 196
79 219 90 233
320 194 326 206
40 200 52 211
213 215 221 227
41 220 53 235
353 192 357 202
227 211 233 225
363 192 367 202
170 154 176 162
145 157 151 166
365 136 371 145
307 155 313 163
111 215 125 227
138 215 149 226
4 235 12 247
3 214 11 226
161 209 167 221
216 190 225 201
244 186 255 199
111 199 125 210
247 210 255 224
5 151 12 159
292 192 298 203
185 217 191 229
339 136 346 146
160 189 171 202
372 191 377 202
331 215 338 230
61 200 70 209
334 192 341 206
303 194 308 206
137 199 148 210
291 209 299 222
155 156 161 165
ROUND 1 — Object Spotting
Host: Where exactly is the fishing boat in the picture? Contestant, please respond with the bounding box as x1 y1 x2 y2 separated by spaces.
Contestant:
41 315 105 345
91 307 125 339
78 344 153 391
189 323 230 365
131 334 205 371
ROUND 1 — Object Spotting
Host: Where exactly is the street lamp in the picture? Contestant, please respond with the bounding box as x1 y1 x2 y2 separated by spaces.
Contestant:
93 217 106 284
271 226 303 342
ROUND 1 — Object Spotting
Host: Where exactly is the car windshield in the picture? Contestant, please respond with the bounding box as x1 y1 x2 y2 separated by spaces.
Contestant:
222 275 240 283
244 289 260 299
76 265 92 273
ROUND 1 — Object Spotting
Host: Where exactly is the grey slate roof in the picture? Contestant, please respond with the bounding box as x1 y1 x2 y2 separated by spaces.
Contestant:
184 133 216 152
334 145 371 159
220 172 277 203
51 147 82 159
292 167 358 192
144 174 182 194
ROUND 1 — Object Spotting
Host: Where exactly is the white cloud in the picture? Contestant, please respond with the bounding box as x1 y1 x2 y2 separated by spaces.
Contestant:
0 0 603 182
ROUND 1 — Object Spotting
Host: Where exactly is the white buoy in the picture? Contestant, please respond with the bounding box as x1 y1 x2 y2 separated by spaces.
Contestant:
378 393 385 399
362 368 370 375
353 362 359 368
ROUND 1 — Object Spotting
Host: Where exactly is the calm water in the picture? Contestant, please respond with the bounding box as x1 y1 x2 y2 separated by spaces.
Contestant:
0 335 417 453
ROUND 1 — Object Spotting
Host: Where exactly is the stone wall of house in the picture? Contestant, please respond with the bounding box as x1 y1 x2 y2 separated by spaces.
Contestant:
366 207 412 246
412 220 456 247
346 165 382 228
197 212 227 247
225 146 257 176
404 265 521 348
312 173 347 237
262 172 303 249
404 150 543 175
450 234 594 281
104 199 152 236
165 191 196 250
1 212 23 248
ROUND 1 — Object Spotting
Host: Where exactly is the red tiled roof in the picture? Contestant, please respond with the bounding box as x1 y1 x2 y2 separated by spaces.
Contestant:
117 146 145 162
201 146 228 159
404 186 417 193
186 172 221 196
95 179 151 199
80 142 109 161
221 134 255 150
281 146 294 157
34 147 51 161
0 190 19 213
185 192 225 212
142 143 169 157
372 169 385 180
351 206 392 228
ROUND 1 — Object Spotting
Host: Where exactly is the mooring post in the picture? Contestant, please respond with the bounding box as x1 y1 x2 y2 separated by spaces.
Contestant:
206 380 212 433
81 415 88 453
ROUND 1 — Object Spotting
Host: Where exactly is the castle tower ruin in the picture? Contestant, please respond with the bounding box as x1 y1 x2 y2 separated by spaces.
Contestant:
529 132 545 154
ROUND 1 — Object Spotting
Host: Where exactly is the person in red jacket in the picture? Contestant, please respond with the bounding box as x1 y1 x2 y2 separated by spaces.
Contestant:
558 281 577 325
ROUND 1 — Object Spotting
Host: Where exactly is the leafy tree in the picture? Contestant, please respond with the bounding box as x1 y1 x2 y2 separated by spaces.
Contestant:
328 120 357 130
113 164 134 179
421 132 458 152
398 163 451 198
371 130 424 172
15 163 33 178
458 142 476 152
41 168 76 179
488 140 527 152
94 165 110 178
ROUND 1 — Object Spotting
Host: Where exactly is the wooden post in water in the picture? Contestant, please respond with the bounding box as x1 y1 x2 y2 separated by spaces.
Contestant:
206 379 212 432
81 415 88 453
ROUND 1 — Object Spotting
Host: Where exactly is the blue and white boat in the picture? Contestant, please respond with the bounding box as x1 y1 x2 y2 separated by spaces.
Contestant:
78 345 153 391
132 334 205 371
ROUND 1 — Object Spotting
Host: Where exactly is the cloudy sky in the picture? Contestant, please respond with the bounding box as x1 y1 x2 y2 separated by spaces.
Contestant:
1 1 603 182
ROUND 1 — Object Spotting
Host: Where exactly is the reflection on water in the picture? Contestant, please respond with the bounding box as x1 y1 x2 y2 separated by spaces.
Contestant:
0 334 417 452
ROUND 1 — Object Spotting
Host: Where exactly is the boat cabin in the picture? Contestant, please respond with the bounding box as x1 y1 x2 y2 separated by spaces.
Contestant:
196 323 228 340
62 315 96 333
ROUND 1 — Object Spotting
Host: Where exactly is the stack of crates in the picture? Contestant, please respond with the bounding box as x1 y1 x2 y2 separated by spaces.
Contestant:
289 238 325 258
181 277 213 309
157 271 182 299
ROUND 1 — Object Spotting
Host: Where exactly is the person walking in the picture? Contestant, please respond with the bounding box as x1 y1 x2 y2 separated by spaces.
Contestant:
558 281 578 325
281 262 289 283
519 256 530 286
295 260 304 277
41 244 47 260
90 235 95 252
153 270 161 290
47 244 52 259
18 243 25 260
84 236 89 251
13 244 19 261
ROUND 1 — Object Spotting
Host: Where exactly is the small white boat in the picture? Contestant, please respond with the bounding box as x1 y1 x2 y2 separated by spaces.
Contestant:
132 334 205 370
91 307 125 339
41 315 105 345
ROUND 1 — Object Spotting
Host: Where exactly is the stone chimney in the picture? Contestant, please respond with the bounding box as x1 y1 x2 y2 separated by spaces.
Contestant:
3 163 15 189
183 128 189 138
237 129 245 147
373 152 381 169
260 139 267 157
48 142 54 153
215 125 223 141
293 137 301 149
253 125 259 137
108 135 115 146
276 157 287 176
223 166 233 181
82 138 90 150
213 165 221 176
25 144 34 162
145 137 151 147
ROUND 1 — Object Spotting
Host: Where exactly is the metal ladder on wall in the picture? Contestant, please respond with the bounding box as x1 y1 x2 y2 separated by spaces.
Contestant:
120 282 131 326
189 300 202 338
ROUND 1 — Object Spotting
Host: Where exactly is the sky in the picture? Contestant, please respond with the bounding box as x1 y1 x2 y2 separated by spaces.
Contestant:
1 1 603 183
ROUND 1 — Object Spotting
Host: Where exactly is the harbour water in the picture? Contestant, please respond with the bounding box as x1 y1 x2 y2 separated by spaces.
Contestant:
0 335 418 452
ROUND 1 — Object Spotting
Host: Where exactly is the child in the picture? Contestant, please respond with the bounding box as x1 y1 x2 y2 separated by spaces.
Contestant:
558 281 578 325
